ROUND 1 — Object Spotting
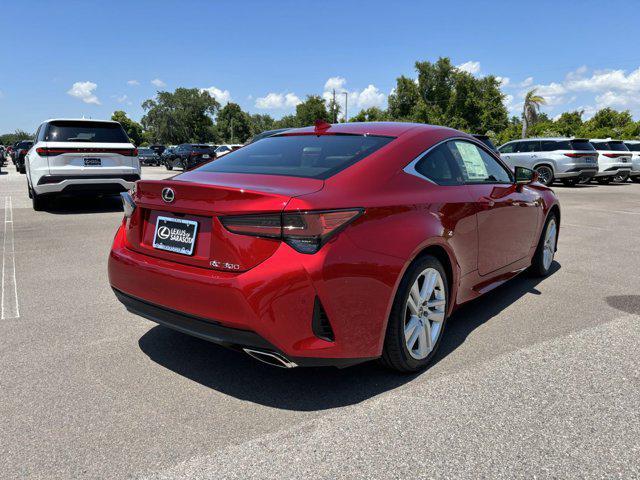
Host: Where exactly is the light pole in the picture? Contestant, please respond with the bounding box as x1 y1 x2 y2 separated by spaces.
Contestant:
343 92 348 122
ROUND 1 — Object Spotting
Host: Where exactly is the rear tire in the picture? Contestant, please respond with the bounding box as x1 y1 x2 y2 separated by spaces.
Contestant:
31 188 48 211
631 176 640 183
534 165 554 186
613 172 629 183
165 163 173 171
529 212 558 277
380 255 449 373
596 177 612 185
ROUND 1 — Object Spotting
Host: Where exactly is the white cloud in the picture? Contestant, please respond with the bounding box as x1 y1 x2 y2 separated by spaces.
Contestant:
67 81 100 105
127 79 140 86
457 61 481 75
151 78 166 88
321 77 386 117
496 76 510 87
200 86 232 104
520 77 534 88
255 92 301 109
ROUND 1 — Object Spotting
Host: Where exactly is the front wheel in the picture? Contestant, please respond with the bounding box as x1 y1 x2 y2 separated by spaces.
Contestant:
165 162 173 171
381 255 449 372
529 213 558 277
535 165 554 186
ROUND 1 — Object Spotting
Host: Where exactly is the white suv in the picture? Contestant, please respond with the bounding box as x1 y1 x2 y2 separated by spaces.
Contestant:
26 119 141 210
623 140 640 183
497 137 598 186
589 139 633 184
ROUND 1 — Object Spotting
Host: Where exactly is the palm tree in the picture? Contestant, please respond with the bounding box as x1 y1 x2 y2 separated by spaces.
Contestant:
521 89 546 138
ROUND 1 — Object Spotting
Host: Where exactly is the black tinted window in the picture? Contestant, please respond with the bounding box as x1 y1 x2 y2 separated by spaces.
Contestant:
46 121 129 143
625 143 640 152
415 143 461 185
516 141 539 152
608 141 629 152
570 140 595 151
198 134 394 179
498 143 516 154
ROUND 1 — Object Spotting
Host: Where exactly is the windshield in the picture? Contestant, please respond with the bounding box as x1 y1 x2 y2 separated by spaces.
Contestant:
46 121 130 143
197 134 394 179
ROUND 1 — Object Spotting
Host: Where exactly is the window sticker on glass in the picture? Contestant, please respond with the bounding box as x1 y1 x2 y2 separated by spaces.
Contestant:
454 141 488 180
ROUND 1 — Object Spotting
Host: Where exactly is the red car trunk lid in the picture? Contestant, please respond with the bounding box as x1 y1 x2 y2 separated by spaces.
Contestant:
124 172 323 272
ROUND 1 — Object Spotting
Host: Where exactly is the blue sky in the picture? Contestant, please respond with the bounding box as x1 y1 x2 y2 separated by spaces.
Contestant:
2 0 640 133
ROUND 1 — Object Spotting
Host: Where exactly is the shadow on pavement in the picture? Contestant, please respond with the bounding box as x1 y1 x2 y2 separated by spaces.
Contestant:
44 194 123 214
138 261 561 411
605 295 640 315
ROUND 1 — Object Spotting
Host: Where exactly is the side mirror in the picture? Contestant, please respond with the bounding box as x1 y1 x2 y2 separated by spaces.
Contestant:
515 166 537 184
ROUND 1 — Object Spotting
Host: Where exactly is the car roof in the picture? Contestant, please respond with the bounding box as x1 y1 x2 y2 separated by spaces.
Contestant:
43 118 119 124
278 122 450 138
590 138 623 142
507 137 582 142
625 140 640 144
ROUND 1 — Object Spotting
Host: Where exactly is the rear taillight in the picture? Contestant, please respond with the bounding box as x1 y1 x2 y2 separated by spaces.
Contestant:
602 153 627 158
564 153 588 158
220 209 363 254
34 147 137 156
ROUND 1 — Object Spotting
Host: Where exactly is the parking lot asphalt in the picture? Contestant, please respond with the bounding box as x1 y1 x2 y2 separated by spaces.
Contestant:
1 164 639 479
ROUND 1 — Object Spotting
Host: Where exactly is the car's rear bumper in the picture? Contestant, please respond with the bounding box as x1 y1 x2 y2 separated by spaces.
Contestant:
108 224 395 365
33 174 139 195
555 168 597 179
595 167 632 178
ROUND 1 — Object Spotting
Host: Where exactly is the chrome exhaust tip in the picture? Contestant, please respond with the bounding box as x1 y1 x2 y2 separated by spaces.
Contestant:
242 348 298 369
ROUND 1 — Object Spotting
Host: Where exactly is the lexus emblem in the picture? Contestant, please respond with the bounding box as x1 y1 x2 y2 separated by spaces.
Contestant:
161 187 175 203
157 226 171 239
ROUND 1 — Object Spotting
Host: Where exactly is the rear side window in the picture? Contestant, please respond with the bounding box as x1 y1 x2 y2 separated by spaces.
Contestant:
415 143 462 186
45 121 130 143
198 134 394 179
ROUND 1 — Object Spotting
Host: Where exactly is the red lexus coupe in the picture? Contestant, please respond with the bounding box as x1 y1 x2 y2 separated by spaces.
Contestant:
109 122 560 372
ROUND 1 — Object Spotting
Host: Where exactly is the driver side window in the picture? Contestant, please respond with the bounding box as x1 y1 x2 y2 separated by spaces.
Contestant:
447 141 512 184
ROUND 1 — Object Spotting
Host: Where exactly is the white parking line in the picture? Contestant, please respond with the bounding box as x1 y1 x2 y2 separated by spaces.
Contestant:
1 196 19 319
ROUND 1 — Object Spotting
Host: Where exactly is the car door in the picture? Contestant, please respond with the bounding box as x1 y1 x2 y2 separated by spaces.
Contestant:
447 139 541 276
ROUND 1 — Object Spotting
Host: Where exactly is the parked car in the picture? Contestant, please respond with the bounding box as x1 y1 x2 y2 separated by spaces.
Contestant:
14 140 34 174
245 128 291 145
623 140 640 183
472 134 499 154
164 144 216 170
6 145 14 162
109 122 560 372
25 118 141 210
498 137 598 186
589 139 633 184
149 144 166 156
0 146 5 167
214 144 243 158
137 147 161 166
161 147 177 168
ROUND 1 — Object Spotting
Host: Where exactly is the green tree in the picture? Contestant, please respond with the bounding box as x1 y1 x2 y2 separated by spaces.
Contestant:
0 130 33 145
248 114 276 136
141 88 220 144
349 107 388 122
274 114 300 129
521 88 546 138
553 110 584 136
388 75 420 120
294 95 331 126
111 110 143 146
214 103 252 143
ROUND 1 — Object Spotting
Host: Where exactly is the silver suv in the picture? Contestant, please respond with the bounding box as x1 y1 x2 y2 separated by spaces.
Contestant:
497 138 598 186
589 139 633 184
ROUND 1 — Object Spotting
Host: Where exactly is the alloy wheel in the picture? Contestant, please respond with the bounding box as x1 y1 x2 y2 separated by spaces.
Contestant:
535 166 553 185
543 218 557 270
404 268 446 360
